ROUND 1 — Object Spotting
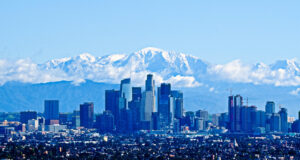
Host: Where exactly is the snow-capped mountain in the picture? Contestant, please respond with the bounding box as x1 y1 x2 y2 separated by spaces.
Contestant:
1 48 300 115
38 47 208 87
1 47 300 88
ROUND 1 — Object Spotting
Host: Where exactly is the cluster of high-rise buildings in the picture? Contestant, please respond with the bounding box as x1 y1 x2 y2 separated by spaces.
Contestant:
226 95 300 134
1 74 300 135
99 74 186 133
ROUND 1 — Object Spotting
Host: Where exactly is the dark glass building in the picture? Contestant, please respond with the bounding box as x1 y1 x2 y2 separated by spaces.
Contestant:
158 83 172 129
72 110 80 128
105 90 120 127
228 95 243 132
270 113 281 132
265 101 275 114
96 111 115 132
279 108 288 133
228 96 235 132
44 100 59 125
20 111 37 124
80 102 94 128
129 87 142 131
171 90 183 119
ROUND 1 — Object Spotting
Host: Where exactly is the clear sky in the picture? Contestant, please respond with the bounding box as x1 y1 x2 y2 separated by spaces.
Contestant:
0 0 299 64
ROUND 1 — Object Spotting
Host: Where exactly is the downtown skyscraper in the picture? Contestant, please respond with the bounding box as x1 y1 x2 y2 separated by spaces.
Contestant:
120 78 132 108
80 102 94 128
44 100 59 125
141 74 156 122
228 95 243 132
158 83 173 130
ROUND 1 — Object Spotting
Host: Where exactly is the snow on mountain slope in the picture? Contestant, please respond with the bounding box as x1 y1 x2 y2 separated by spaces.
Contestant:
0 48 300 87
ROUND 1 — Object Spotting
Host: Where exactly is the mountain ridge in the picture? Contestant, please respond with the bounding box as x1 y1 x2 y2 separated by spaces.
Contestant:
0 47 300 88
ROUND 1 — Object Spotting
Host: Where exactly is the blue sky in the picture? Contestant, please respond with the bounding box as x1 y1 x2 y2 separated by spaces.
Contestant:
0 0 299 64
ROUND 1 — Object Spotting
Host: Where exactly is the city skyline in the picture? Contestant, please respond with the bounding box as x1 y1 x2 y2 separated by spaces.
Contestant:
0 73 299 159
1 1 300 159
1 74 299 134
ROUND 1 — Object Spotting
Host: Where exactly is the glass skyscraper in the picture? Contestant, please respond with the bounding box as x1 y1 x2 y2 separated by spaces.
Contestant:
44 100 59 125
158 83 173 129
228 95 243 132
265 101 275 114
141 74 156 121
80 102 94 128
171 90 183 119
279 108 288 133
120 78 132 108
105 90 120 127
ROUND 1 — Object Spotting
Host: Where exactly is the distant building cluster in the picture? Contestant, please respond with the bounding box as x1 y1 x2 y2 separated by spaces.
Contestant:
226 95 300 134
0 74 299 136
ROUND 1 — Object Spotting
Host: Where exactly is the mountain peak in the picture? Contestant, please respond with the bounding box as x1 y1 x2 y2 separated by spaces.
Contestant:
138 47 166 53
77 53 96 62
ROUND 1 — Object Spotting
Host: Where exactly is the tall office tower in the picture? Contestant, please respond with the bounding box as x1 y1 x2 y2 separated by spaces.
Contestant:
171 91 183 119
249 105 257 132
158 83 173 129
72 110 80 128
234 95 243 132
240 106 248 132
141 74 156 121
105 90 121 127
265 101 275 114
265 113 272 133
265 101 275 133
120 78 132 108
279 108 288 133
96 111 115 133
129 87 142 131
270 113 281 132
146 74 155 91
44 100 59 125
20 111 37 124
257 110 266 128
80 102 94 128
228 96 235 132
